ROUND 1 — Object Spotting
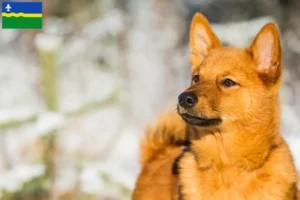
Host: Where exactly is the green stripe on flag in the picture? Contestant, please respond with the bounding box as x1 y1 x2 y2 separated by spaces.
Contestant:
2 17 42 29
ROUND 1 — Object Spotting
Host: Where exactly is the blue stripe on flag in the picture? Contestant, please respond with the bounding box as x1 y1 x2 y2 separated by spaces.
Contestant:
2 2 42 14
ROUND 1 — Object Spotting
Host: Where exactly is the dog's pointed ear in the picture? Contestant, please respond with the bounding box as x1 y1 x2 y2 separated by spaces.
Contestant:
190 13 221 68
248 23 281 85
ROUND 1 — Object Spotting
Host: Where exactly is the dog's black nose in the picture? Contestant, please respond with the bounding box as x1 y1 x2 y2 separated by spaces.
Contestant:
178 92 198 109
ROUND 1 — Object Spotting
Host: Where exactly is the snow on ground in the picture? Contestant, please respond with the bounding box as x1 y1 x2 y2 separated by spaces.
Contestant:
0 107 40 126
54 107 139 198
104 126 140 188
78 126 139 198
59 70 120 114
58 106 123 159
0 54 41 110
0 163 45 195
0 13 125 197
35 112 65 135
0 103 138 198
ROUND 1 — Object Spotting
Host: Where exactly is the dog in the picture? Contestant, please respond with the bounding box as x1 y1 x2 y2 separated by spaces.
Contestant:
132 12 300 200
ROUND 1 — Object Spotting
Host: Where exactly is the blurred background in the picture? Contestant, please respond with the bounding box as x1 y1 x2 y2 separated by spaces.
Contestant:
0 0 299 199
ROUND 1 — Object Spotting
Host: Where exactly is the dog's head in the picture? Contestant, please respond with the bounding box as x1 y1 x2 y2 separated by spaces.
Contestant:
178 13 282 131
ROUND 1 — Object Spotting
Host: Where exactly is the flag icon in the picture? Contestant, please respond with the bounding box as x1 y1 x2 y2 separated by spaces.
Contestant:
2 2 42 29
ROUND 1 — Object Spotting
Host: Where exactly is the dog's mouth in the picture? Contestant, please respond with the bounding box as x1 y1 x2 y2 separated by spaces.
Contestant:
179 113 222 127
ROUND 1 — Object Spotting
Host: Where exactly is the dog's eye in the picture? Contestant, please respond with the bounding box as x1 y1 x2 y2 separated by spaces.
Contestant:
193 75 199 83
222 79 236 87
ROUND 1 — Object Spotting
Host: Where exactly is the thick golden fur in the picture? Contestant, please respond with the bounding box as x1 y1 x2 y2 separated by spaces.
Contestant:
132 13 300 200
132 111 186 200
139 111 187 168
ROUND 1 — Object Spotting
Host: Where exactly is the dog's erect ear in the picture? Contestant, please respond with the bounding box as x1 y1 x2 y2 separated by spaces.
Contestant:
248 23 281 85
189 13 221 68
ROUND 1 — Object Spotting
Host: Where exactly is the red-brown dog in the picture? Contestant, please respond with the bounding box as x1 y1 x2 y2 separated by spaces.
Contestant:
132 12 300 200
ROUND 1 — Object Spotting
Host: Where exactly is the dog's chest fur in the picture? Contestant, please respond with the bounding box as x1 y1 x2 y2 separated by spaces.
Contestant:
177 140 298 200
178 152 252 200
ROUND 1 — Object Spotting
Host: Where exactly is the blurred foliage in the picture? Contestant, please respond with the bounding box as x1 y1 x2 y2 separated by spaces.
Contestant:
0 115 38 130
38 50 59 111
101 173 132 198
1 175 49 200
65 90 120 117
